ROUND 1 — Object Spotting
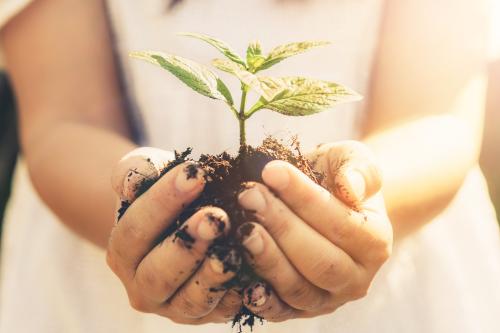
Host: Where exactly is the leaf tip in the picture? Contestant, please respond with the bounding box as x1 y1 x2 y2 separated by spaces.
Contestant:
177 31 196 38
308 40 332 49
128 51 143 58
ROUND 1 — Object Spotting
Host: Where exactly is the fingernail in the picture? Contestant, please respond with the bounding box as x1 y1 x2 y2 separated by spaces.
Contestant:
115 152 163 201
262 160 290 191
209 257 225 274
238 224 264 255
122 161 160 201
238 186 266 212
197 212 226 241
344 169 366 201
123 170 146 201
175 162 204 193
245 282 268 307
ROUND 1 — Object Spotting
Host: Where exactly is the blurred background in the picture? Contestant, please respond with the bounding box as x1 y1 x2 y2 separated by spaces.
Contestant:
0 73 18 237
0 66 499 230
481 58 500 217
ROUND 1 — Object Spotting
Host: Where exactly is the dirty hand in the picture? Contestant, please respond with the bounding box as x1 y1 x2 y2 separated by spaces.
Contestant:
106 148 242 324
236 141 393 321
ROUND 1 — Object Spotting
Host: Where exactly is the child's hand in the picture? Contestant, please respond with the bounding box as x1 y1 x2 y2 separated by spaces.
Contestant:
106 148 241 324
236 141 393 321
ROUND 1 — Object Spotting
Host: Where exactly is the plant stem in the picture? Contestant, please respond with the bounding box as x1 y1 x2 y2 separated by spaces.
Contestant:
239 84 248 150
239 116 246 149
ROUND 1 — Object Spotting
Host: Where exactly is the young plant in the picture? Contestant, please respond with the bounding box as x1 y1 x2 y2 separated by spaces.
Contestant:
130 32 361 151
128 33 363 330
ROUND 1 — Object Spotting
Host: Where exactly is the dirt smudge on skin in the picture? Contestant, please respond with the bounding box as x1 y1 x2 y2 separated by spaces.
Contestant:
174 225 195 249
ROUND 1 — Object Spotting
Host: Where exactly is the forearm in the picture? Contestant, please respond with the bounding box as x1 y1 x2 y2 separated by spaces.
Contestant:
361 0 488 240
363 111 482 240
25 120 136 248
0 0 139 248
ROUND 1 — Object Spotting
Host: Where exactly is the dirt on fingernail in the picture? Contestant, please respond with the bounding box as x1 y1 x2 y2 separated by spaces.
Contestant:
206 211 226 234
238 223 255 241
184 162 201 180
173 225 195 249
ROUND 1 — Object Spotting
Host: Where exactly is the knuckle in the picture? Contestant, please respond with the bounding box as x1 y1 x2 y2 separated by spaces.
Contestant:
296 188 318 208
135 265 175 301
121 221 148 243
330 218 353 244
217 290 242 313
320 299 341 315
350 281 370 300
258 201 290 240
371 242 392 266
105 250 119 274
265 217 290 241
254 250 281 272
175 290 211 318
128 294 151 313
105 246 131 279
282 283 320 310
215 302 240 320
168 314 199 325
310 254 350 291
266 307 295 322
365 228 393 267
135 265 158 291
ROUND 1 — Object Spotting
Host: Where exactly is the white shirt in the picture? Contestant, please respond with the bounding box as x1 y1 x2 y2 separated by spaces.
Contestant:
1 1 500 332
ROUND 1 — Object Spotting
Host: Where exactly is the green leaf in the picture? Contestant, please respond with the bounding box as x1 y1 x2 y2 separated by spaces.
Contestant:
252 77 361 116
246 40 266 72
179 32 247 67
247 40 263 58
257 41 331 72
212 58 284 101
130 51 233 105
212 57 247 74
216 78 233 105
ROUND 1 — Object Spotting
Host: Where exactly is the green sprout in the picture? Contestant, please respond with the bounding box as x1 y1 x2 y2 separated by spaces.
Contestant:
130 33 361 152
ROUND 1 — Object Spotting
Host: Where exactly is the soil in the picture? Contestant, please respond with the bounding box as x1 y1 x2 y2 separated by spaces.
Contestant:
118 136 324 331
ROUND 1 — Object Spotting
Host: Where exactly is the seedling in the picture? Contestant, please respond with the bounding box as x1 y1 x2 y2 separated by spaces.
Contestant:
130 33 360 150
128 33 361 331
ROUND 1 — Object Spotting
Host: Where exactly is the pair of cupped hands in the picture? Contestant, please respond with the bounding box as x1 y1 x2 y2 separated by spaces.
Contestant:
106 141 393 324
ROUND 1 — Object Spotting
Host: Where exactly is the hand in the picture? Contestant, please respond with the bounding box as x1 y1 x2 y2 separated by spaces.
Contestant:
106 147 242 324
236 141 393 321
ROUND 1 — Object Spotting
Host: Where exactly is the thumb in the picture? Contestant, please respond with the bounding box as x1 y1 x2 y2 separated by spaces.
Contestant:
111 147 175 203
307 141 382 206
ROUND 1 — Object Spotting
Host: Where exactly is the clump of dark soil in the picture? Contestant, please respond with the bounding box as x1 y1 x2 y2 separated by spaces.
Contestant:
118 136 323 331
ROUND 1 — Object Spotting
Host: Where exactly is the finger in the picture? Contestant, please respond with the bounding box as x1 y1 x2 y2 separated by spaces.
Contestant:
237 223 328 311
238 183 363 292
111 147 174 202
165 251 241 319
106 161 205 280
206 289 243 323
261 160 392 265
243 282 298 322
173 288 242 324
306 140 382 204
133 207 230 306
